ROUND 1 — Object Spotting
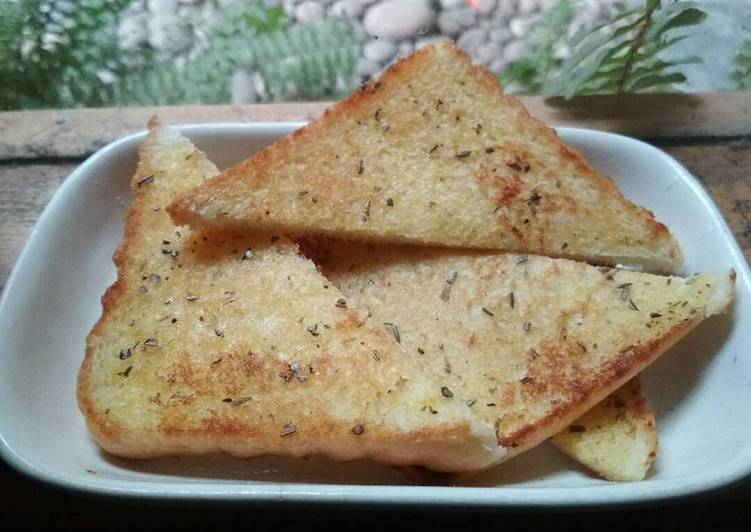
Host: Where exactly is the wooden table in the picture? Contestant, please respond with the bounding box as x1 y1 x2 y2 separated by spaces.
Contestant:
2 93 751 287
1 94 751 527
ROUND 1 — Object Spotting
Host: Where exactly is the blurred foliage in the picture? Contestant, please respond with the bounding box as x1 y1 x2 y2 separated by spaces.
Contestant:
0 0 133 110
503 0 707 98
244 19 362 102
730 39 751 90
111 16 362 105
0 0 361 109
109 3 288 105
500 0 575 94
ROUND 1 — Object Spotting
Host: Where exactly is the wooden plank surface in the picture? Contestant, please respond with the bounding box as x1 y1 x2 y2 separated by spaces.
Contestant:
2 95 750 288
0 162 76 288
2 92 751 160
2 140 749 289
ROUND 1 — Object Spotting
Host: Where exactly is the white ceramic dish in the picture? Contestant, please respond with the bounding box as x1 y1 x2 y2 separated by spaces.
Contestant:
1 124 749 507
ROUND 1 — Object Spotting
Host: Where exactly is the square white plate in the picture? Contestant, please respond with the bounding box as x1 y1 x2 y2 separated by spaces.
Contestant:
1 124 749 507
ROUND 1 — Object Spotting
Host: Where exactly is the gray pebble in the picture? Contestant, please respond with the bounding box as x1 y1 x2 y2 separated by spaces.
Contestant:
476 0 497 15
475 41 503 66
502 40 525 63
357 56 380 78
510 16 535 38
488 27 512 45
231 69 257 104
329 0 364 19
439 0 464 9
489 56 507 74
364 39 397 63
457 27 487 53
518 0 540 16
363 0 436 41
294 0 325 23
397 40 415 57
437 8 476 37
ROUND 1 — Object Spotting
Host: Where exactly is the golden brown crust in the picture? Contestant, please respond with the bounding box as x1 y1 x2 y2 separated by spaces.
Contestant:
497 319 693 458
551 377 659 481
78 122 507 473
168 41 681 273
311 237 733 471
77 119 167 443
81 121 731 474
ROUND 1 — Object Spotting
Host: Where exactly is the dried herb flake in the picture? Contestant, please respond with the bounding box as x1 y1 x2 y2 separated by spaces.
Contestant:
136 174 154 187
280 421 297 437
384 322 401 344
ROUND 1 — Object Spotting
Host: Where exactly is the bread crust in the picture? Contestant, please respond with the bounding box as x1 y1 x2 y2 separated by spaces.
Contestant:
551 377 658 482
169 42 681 273
77 121 505 473
79 121 731 474
305 238 733 471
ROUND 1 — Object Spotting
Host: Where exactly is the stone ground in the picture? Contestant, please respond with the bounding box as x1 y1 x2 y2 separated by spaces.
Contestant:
116 0 750 102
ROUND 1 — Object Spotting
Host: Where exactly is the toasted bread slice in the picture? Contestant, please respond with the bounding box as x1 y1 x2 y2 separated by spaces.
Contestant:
313 235 660 481
79 123 730 474
77 121 506 472
303 238 732 466
552 377 658 482
169 41 681 273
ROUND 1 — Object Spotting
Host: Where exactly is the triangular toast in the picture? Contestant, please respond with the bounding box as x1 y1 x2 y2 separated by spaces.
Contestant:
303 237 731 466
78 124 731 474
77 121 503 472
311 234 660 481
552 378 658 482
169 41 681 273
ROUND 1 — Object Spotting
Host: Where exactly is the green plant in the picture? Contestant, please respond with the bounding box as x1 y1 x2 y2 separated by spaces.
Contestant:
247 19 362 101
730 39 751 90
504 0 707 98
0 0 133 110
1 1 362 109
500 0 575 94
109 10 362 105
108 3 287 105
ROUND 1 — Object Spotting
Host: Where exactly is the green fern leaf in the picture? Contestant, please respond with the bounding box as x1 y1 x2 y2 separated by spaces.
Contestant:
625 71 685 92
0 0 137 110
108 13 362 106
499 0 575 94
545 0 707 99
730 39 751 90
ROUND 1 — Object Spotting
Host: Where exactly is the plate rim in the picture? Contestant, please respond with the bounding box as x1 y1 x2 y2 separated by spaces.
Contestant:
1 123 749 507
